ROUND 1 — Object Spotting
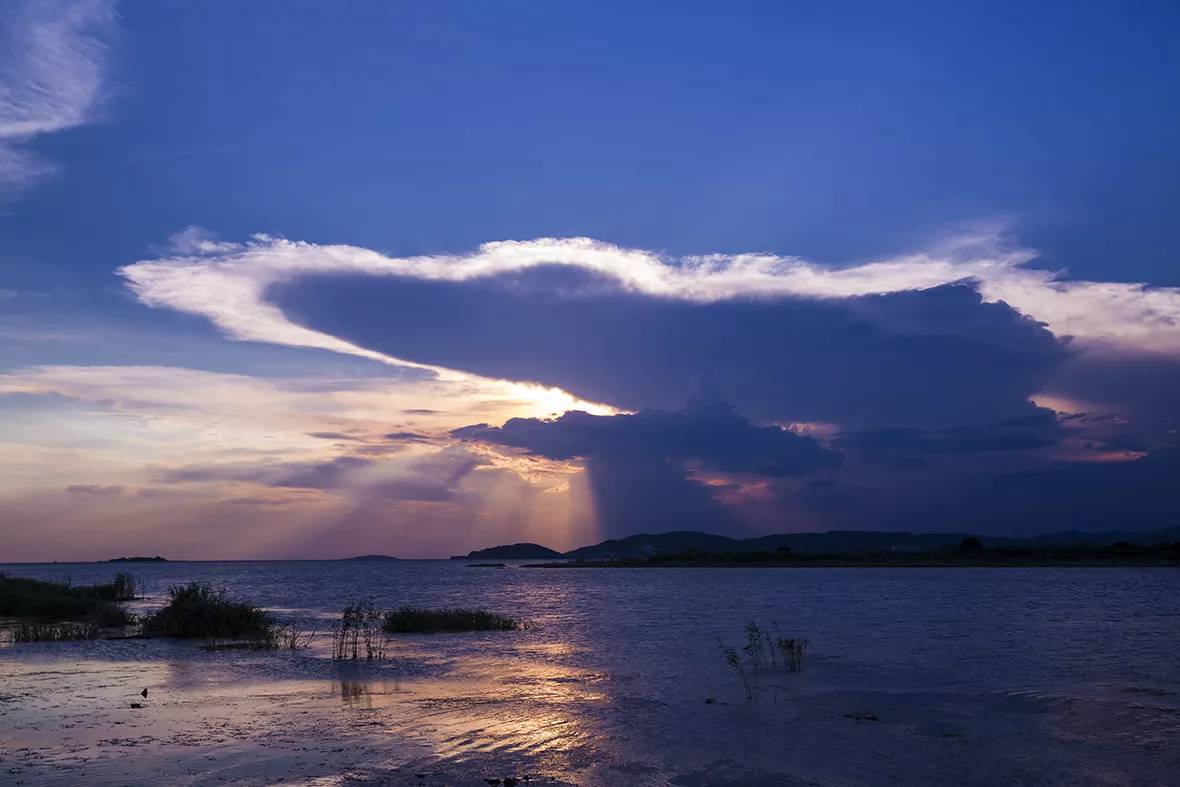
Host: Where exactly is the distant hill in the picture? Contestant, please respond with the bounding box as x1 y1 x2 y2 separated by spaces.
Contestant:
462 525 1180 562
452 542 564 560
342 554 401 561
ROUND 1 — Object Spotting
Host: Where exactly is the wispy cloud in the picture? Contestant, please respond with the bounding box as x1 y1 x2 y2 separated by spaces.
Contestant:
0 0 115 198
121 231 1180 358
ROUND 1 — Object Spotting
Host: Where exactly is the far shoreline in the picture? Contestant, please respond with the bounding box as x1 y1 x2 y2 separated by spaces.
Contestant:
524 558 1180 569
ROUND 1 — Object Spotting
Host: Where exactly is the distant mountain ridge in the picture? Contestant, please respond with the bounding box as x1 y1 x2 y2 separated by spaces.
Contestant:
455 525 1180 560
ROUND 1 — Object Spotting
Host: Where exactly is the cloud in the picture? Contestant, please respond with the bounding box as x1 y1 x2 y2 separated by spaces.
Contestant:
0 0 115 198
835 409 1064 461
455 400 840 477
160 456 373 490
455 400 841 537
64 483 124 495
119 232 1180 366
278 266 1066 429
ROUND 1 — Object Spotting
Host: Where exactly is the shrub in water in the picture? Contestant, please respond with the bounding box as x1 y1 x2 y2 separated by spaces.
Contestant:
141 583 277 642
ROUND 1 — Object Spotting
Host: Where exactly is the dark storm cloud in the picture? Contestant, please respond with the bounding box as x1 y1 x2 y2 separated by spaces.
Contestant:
835 407 1063 461
272 267 1067 430
270 266 1180 538
1042 350 1180 449
454 401 840 537
454 400 840 477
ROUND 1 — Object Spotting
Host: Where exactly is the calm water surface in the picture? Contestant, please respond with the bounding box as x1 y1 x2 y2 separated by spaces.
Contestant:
2 561 1178 785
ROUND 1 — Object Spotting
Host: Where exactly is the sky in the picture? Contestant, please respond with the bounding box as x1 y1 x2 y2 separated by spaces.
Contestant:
1 0 1178 560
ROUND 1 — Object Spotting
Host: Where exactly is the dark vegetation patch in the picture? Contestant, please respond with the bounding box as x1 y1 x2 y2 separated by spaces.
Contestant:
11 621 100 642
382 606 521 634
141 583 278 643
0 573 136 628
529 539 1180 567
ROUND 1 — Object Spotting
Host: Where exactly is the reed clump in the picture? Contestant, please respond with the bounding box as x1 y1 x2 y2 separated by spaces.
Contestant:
331 601 386 660
717 622 811 702
141 583 278 644
381 606 521 634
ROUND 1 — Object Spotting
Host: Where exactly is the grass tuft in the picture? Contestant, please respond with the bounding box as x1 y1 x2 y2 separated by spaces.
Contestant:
141 583 277 643
12 621 100 642
382 606 521 634
718 622 811 702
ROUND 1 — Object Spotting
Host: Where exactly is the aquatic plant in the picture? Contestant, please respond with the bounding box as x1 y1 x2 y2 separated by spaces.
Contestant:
776 637 809 672
381 606 521 634
0 573 134 626
11 621 100 642
718 638 753 701
716 623 811 700
201 624 315 651
277 626 316 649
742 622 769 671
332 601 387 660
141 583 278 643
108 572 137 601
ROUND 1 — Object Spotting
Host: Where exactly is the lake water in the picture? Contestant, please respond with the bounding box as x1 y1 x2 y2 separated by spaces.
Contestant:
2 561 1179 785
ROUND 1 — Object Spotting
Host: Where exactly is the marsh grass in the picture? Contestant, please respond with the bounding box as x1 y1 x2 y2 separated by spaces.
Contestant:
107 572 137 602
12 621 100 642
332 601 387 660
718 639 753 701
381 606 521 634
0 573 136 630
718 622 811 701
141 583 279 644
201 626 315 651
776 636 809 672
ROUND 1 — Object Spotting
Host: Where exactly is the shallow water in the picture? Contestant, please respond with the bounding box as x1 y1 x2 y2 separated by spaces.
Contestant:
2 561 1179 785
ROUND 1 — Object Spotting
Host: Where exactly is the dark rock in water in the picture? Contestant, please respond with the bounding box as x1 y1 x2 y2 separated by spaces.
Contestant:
844 711 879 722
129 702 143 709
140 688 148 698
704 697 717 704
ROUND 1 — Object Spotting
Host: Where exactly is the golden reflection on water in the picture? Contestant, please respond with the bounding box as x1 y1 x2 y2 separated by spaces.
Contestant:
321 640 609 769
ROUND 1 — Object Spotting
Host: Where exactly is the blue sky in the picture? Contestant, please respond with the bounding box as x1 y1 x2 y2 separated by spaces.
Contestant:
1 1 1178 559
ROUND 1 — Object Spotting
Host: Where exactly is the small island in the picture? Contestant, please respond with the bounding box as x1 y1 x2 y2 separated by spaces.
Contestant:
341 554 401 561
451 542 563 560
105 556 167 563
